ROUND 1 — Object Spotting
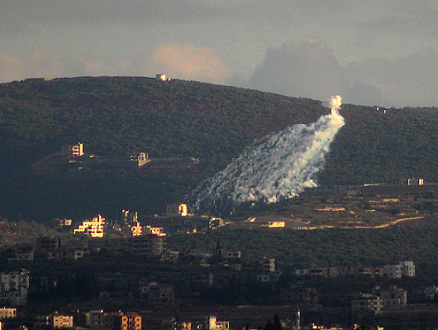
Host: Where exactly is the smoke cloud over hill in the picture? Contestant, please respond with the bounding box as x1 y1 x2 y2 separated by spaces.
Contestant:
187 95 344 215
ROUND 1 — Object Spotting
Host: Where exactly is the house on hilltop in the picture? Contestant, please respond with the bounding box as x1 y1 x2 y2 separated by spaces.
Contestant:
61 142 84 158
156 74 169 81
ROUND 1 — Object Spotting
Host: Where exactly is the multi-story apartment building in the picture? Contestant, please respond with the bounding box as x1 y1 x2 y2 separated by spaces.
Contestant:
98 311 142 330
384 264 402 279
376 286 407 308
384 261 415 279
0 269 30 306
351 294 383 313
74 214 105 238
62 142 84 157
0 308 16 319
147 283 175 305
131 234 164 257
86 310 106 329
399 261 416 277
46 312 74 328
353 286 407 313
120 312 142 330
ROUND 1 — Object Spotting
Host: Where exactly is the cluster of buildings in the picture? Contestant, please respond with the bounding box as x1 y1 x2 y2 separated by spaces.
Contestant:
61 142 150 168
157 313 381 330
0 306 385 330
294 261 415 279
154 315 229 330
71 203 190 239
351 285 407 314
73 214 106 238
67 205 232 263
302 325 383 330
0 308 142 330
9 237 85 262
82 310 142 330
57 141 200 177
383 261 415 279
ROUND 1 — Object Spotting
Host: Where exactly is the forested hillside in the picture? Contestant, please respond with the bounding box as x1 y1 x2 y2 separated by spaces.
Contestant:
0 76 437 221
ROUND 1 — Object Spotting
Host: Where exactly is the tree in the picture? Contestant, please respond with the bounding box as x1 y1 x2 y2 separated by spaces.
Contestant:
273 314 283 330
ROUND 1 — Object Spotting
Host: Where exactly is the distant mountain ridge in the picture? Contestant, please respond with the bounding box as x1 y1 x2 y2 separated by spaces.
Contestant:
1 76 438 221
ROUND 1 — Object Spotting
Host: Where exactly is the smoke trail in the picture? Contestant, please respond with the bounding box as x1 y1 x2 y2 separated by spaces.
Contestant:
187 95 344 215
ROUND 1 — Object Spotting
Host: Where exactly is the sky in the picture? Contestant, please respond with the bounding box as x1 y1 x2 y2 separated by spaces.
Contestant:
2 1 438 107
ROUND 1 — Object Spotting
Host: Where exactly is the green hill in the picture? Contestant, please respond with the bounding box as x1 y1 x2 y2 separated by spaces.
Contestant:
0 76 437 221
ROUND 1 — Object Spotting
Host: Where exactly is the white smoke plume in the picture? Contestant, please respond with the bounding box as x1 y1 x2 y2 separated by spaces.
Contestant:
187 95 345 215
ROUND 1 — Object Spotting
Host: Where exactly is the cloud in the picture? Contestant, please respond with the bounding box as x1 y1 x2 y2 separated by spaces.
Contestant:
0 43 230 85
0 49 120 82
3 39 438 108
248 38 438 107
248 39 346 101
343 48 438 107
150 43 230 83
0 0 222 33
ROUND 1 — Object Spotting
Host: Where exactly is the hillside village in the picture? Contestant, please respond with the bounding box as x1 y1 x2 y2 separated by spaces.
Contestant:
0 223 429 330
1 198 438 330
32 142 200 176
4 77 438 329
3 143 438 329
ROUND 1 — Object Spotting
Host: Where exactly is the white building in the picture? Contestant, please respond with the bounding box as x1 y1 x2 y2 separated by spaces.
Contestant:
399 261 415 277
384 261 415 279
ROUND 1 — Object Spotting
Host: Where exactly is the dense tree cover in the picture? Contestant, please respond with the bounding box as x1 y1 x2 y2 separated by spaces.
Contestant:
0 77 322 159
0 77 324 221
321 105 438 185
167 220 438 271
1 77 438 220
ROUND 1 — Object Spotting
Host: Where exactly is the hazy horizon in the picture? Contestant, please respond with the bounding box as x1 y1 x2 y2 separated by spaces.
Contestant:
2 1 438 107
